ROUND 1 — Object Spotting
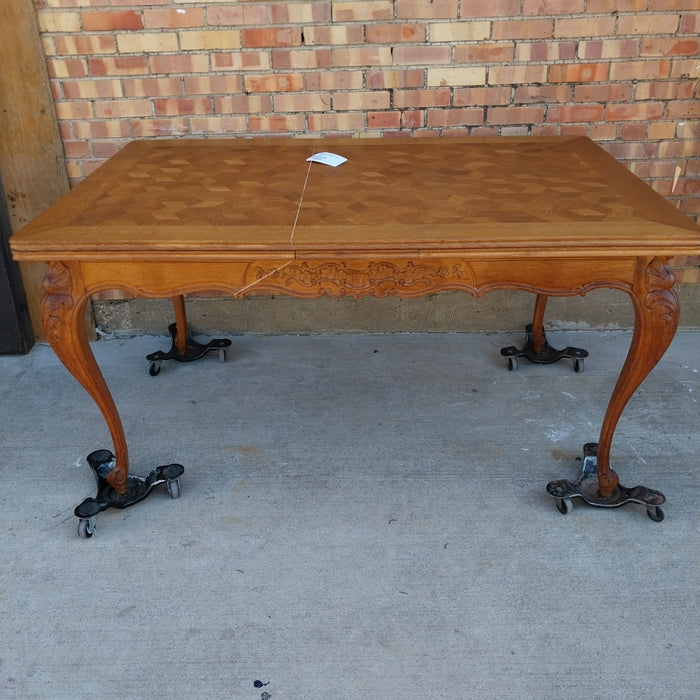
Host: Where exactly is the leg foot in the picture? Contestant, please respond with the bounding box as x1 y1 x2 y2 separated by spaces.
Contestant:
146 322 231 374
74 450 185 537
500 323 588 371
546 443 665 520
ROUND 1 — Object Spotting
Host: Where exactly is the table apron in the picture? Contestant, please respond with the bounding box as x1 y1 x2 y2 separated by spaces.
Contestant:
77 256 645 300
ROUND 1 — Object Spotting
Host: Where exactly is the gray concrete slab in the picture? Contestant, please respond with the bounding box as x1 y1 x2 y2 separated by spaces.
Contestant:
1 331 698 699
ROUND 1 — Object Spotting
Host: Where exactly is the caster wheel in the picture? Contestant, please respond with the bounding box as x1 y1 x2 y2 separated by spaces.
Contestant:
507 356 518 371
218 348 227 363
149 361 161 377
573 358 584 373
167 478 181 499
647 505 664 522
78 518 95 538
555 498 573 515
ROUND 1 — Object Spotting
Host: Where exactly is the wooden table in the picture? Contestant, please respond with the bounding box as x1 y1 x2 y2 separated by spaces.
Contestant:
10 136 700 532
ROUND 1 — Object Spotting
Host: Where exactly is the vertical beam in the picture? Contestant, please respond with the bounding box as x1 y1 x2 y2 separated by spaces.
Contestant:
0 0 70 340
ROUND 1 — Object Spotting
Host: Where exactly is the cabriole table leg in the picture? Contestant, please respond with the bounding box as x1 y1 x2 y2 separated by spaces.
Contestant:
546 257 679 520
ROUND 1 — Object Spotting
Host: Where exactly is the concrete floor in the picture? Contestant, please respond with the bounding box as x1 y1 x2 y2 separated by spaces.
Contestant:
1 330 698 699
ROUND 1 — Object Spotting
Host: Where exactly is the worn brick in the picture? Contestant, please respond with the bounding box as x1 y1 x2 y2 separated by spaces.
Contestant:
37 10 81 32
55 35 116 55
427 67 486 86
91 140 121 159
214 95 273 114
589 123 617 140
617 14 680 35
366 69 425 89
333 91 391 111
190 116 248 134
607 102 666 122
647 121 678 140
488 106 546 124
455 87 512 106
303 25 364 46
460 0 520 17
547 104 605 122
72 120 131 139
272 49 332 70
89 56 149 76
641 38 700 57
574 84 633 102
586 0 646 10
514 85 572 103
242 27 302 48
94 99 152 118
396 0 458 19
308 112 366 132
82 10 143 30
578 39 639 60
666 101 700 120
270 2 332 23
401 110 425 128
179 30 240 51
619 123 647 140
426 108 484 127
609 60 671 80
493 19 553 40
679 13 699 34
332 47 392 67
429 21 490 42
274 93 331 112
309 71 364 91
368 111 401 128
154 97 212 117
554 16 616 38
249 114 307 132
489 65 548 85
211 52 271 72
513 42 574 62
549 63 609 82
207 5 267 25
150 54 210 74
116 32 178 54
394 88 451 108
183 75 243 95
244 74 304 93
523 0 584 13
63 140 91 159
63 78 123 99
366 24 426 44
46 58 88 78
456 43 515 63
143 8 205 29
132 118 189 138
332 2 393 22
393 46 452 65
123 77 181 97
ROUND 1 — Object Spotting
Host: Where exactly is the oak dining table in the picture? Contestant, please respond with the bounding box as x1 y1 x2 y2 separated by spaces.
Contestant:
10 136 700 535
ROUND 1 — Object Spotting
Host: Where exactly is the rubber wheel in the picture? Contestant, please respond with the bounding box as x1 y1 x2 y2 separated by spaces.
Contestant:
647 505 664 522
507 356 518 371
167 479 181 499
556 498 573 515
573 358 584 373
149 362 161 377
77 519 94 538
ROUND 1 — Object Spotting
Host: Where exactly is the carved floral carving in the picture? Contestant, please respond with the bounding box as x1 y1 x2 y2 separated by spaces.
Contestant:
643 257 679 350
244 259 478 298
41 262 74 343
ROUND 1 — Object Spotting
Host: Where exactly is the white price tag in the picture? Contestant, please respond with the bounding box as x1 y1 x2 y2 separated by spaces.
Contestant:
306 152 347 167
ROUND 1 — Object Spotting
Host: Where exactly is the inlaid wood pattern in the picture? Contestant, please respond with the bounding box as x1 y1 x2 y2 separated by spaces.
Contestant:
11 137 700 261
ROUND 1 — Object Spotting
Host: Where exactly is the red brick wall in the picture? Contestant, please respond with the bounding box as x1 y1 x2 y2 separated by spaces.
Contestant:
34 1 699 276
